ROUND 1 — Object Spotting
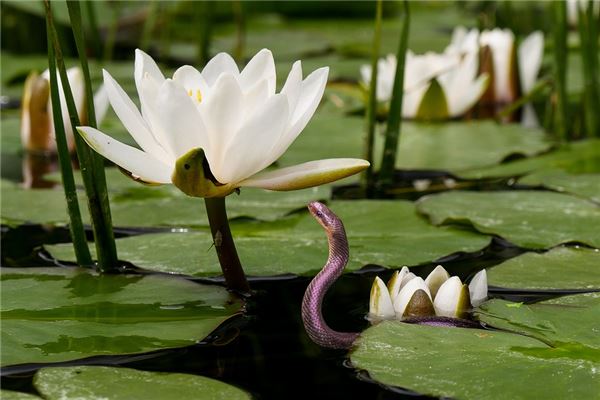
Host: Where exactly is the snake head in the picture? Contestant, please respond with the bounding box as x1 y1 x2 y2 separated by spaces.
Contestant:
308 201 342 233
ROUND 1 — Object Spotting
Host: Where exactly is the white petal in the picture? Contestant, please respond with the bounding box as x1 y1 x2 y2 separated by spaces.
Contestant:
521 104 540 128
400 272 417 288
219 93 289 184
393 277 431 316
134 48 165 98
469 269 488 307
480 29 515 102
269 67 329 161
387 266 410 301
78 126 172 184
446 74 489 117
172 65 210 100
425 265 450 298
281 61 303 114
93 83 110 124
202 52 240 86
153 79 209 159
240 48 276 93
199 73 244 181
102 70 171 164
433 276 463 317
238 158 369 191
518 31 544 93
243 79 270 117
402 82 429 118
369 277 395 319
360 64 372 85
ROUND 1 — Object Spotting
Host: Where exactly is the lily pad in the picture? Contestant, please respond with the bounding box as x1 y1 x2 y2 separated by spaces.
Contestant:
33 366 250 400
518 169 600 203
488 246 600 290
0 391 41 400
47 200 490 277
0 267 242 367
476 293 600 351
391 121 552 172
417 190 600 249
351 294 599 399
458 139 600 179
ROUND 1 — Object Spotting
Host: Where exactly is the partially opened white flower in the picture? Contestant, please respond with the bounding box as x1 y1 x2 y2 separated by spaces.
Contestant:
21 67 108 153
361 49 488 120
368 265 488 321
78 49 368 197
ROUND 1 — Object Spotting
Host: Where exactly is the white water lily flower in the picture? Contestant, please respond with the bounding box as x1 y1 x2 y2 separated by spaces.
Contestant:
78 49 368 197
361 49 488 120
567 0 600 26
368 266 488 321
21 67 108 153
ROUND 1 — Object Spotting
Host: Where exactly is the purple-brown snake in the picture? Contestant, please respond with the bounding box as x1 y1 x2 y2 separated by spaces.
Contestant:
301 201 479 350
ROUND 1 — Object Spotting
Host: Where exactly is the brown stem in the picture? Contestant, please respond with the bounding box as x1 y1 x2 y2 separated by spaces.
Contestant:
204 197 250 294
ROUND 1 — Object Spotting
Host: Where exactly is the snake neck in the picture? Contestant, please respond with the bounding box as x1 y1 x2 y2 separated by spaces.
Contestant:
301 225 359 349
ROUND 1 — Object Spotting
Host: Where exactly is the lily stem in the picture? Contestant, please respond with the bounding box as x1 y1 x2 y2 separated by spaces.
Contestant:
552 1 568 141
204 197 250 294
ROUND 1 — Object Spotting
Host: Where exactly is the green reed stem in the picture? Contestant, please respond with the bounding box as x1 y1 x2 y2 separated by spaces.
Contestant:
232 0 246 63
46 0 118 272
378 0 410 190
45 18 92 267
204 197 250 294
140 1 159 50
577 1 600 137
362 0 382 195
552 1 568 140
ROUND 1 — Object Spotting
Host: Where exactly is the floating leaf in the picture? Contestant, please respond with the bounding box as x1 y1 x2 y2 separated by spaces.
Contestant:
0 390 41 400
518 169 600 203
417 191 600 249
488 246 600 290
351 294 599 399
0 267 242 367
476 293 600 351
458 139 600 179
47 200 490 277
381 121 552 172
33 366 251 400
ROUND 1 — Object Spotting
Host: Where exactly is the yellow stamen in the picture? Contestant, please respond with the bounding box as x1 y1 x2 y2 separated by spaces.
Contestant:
196 90 202 103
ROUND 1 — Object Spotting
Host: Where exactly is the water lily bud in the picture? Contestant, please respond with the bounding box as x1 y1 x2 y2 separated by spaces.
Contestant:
425 265 450 298
387 266 410 300
402 288 435 318
433 276 471 318
21 67 108 154
393 277 432 318
369 276 395 319
468 269 488 307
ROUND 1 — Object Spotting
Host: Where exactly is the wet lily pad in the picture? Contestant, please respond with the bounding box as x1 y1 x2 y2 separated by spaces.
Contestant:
417 191 600 249
518 169 600 203
351 294 599 399
0 267 242 367
488 246 600 290
458 139 600 179
0 391 41 400
47 200 490 277
33 366 250 400
391 121 552 172
476 293 600 350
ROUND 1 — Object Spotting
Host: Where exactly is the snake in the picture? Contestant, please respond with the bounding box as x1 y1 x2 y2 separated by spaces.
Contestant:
301 201 479 350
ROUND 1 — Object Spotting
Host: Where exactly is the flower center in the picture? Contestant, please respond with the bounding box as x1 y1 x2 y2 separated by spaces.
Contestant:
187 89 202 103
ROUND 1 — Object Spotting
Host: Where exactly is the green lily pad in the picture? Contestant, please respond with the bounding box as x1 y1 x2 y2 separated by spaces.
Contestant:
33 366 250 400
417 191 600 249
0 267 242 367
0 391 41 400
47 200 490 277
488 246 600 290
351 294 599 399
377 121 552 172
458 139 600 179
476 293 600 351
518 169 600 203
